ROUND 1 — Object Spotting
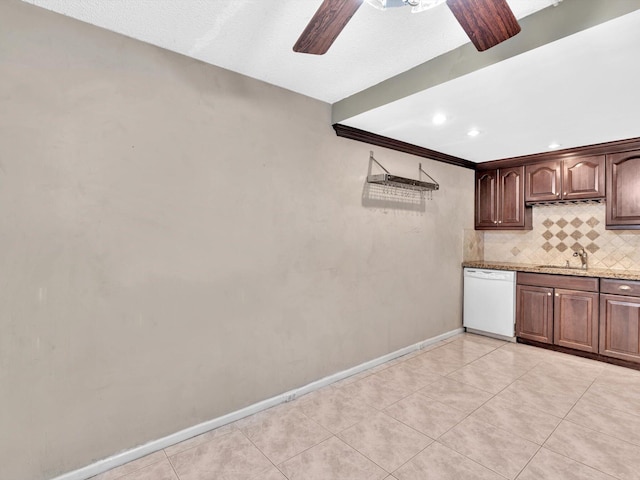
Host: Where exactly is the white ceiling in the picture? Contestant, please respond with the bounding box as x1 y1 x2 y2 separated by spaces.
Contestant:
20 0 640 162
343 9 640 162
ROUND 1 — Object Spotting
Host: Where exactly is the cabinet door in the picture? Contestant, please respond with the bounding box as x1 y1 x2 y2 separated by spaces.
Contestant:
600 294 640 364
498 166 525 227
554 289 599 353
475 170 497 228
525 161 561 203
563 155 605 200
606 151 640 229
516 285 553 344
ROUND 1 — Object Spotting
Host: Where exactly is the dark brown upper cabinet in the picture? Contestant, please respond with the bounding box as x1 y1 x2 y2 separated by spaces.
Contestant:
563 156 605 200
525 161 561 202
525 155 605 204
606 150 640 229
476 166 532 230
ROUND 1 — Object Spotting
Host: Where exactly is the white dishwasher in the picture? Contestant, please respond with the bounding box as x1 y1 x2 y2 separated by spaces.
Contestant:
463 268 516 340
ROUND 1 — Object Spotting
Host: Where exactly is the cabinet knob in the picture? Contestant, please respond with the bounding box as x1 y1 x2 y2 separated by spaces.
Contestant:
498 220 502 224
555 293 559 297
493 221 498 224
547 292 552 296
563 192 567 196
619 285 632 291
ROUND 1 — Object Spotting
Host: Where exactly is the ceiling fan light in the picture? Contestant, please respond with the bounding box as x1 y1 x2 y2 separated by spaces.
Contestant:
410 0 446 13
365 0 418 9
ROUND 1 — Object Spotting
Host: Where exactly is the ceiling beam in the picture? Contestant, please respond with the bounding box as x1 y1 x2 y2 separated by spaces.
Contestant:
333 124 475 169
332 0 640 124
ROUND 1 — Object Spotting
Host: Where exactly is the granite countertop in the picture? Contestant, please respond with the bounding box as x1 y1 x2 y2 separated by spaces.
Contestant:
462 261 640 281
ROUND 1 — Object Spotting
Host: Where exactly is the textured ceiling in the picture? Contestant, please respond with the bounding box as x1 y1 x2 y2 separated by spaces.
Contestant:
20 0 557 103
19 0 640 162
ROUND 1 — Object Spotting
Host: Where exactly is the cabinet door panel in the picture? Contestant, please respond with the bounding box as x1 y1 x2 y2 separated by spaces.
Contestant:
607 151 640 228
499 166 525 227
563 155 605 200
516 285 553 344
554 289 599 353
600 294 640 363
476 170 497 228
525 161 561 202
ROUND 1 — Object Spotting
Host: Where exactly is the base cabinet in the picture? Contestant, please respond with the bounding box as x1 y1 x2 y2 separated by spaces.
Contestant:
599 278 640 364
515 274 640 365
554 289 599 353
600 294 640 363
516 285 553 344
516 272 599 353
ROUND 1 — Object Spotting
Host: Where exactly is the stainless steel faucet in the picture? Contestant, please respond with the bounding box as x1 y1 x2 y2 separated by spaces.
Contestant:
573 248 588 270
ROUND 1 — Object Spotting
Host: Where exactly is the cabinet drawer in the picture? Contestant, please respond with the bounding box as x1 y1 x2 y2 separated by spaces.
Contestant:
517 272 598 292
601 279 640 297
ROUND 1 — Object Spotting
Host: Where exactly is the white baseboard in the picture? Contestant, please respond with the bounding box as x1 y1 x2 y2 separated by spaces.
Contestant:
50 327 463 480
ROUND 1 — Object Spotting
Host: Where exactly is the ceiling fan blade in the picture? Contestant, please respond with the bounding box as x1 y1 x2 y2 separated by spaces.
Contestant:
446 0 521 52
293 0 364 55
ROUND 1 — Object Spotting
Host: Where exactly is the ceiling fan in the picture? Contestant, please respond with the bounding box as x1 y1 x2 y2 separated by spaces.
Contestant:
293 0 521 55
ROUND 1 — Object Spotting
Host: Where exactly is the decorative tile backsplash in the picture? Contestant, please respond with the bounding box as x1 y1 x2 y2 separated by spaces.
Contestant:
483 203 640 270
463 228 484 262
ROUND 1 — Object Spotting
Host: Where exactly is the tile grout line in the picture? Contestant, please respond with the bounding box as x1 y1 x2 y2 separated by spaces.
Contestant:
273 334 496 478
513 369 604 479
163 450 182 480
396 342 515 479
242 339 466 476
552 373 640 479
96 335 639 480
413 342 570 479
234 425 298 478
542 419 635 480
91 454 168 480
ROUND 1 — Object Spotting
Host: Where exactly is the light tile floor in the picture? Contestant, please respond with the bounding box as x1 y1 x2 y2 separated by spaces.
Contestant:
91 333 640 480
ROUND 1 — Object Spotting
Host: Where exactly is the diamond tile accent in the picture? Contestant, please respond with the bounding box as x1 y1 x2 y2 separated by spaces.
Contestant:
556 231 568 240
586 230 600 241
571 218 584 228
484 203 640 271
586 216 600 227
511 247 521 256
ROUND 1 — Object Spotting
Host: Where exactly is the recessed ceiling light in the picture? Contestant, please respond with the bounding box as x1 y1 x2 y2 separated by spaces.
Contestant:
432 113 447 125
548 142 561 149
467 129 480 137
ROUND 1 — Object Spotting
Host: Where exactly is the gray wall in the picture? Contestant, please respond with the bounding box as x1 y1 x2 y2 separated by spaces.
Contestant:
0 2 474 479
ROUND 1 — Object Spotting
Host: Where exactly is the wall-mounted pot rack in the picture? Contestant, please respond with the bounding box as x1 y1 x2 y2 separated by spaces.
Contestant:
367 151 439 192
